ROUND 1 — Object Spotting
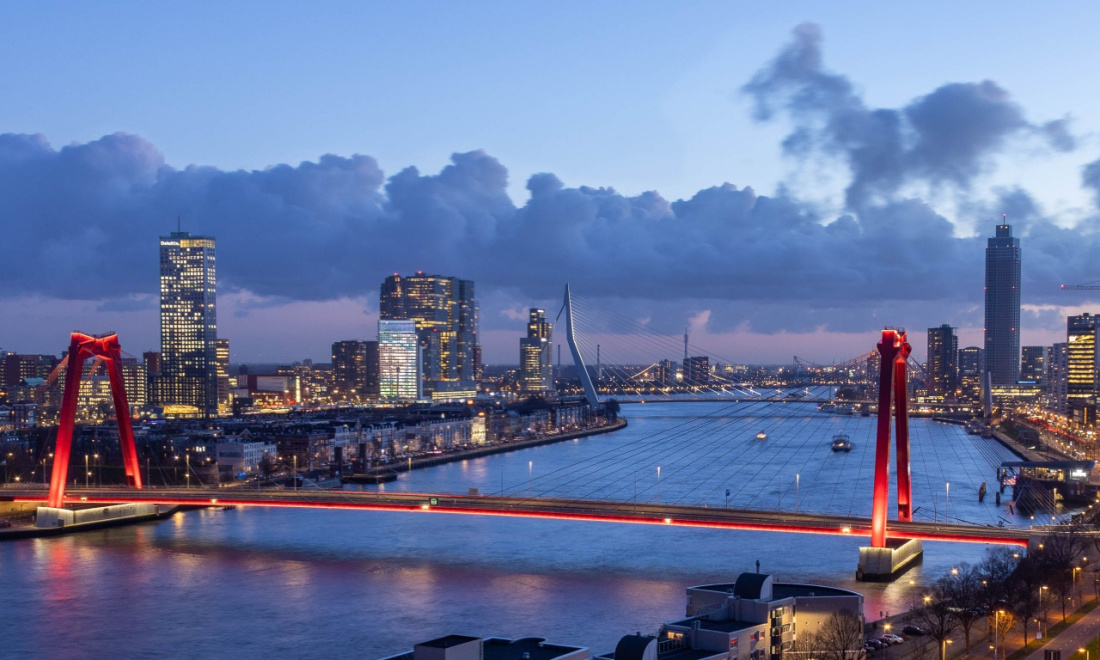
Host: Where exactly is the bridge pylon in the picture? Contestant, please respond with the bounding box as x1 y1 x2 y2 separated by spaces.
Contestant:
48 332 143 508
870 328 913 548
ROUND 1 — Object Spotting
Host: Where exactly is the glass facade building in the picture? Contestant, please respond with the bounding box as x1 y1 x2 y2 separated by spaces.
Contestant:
926 324 958 398
984 222 1021 385
379 320 421 400
1067 313 1100 426
159 231 218 418
519 308 553 394
379 273 478 392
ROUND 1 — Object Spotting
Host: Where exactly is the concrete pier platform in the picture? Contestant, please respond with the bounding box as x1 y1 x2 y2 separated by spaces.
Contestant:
35 503 163 530
856 538 924 581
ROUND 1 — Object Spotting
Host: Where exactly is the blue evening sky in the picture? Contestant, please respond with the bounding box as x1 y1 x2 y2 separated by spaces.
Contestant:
3 2 1096 218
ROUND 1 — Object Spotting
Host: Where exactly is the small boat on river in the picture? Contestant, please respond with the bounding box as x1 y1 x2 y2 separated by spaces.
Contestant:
755 431 768 440
831 433 853 452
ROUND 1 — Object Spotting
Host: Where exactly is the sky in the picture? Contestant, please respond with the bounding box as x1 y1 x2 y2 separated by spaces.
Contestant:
3 2 1100 365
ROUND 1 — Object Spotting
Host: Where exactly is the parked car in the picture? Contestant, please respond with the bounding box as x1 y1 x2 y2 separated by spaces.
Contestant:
866 639 886 650
0 520 11 528
902 626 926 636
881 634 904 645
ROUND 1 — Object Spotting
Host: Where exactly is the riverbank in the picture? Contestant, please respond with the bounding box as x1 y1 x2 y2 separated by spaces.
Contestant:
345 417 628 484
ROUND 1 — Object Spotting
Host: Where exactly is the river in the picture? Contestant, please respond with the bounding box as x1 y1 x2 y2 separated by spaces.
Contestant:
0 400 1037 659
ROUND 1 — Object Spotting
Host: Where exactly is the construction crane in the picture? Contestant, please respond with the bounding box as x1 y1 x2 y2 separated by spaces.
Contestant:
1060 279 1100 291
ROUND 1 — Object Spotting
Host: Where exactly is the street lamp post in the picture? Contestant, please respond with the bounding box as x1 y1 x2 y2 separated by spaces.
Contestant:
995 609 1004 659
941 638 952 660
85 455 89 488
1080 648 1089 660
528 460 533 498
795 473 800 513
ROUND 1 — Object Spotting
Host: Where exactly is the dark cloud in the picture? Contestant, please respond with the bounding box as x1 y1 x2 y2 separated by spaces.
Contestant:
743 23 1076 209
1 23 1099 343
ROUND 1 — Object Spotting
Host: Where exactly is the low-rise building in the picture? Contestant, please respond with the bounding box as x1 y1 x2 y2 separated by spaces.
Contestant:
216 440 277 477
381 635 588 660
597 573 863 660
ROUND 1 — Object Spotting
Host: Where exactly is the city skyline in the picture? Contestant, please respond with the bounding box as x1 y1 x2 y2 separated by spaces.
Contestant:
5 16 1100 364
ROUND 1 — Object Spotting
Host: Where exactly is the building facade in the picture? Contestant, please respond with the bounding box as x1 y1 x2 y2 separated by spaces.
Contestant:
216 338 230 416
519 308 553 394
1021 345 1050 385
1049 342 1069 414
927 324 958 399
984 221 1021 385
159 231 218 417
683 356 710 386
331 340 380 401
1067 314 1100 426
379 320 421 400
958 346 985 404
379 273 479 393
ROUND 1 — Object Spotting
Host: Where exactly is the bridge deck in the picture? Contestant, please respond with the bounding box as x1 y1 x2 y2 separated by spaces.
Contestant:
4 488 1031 546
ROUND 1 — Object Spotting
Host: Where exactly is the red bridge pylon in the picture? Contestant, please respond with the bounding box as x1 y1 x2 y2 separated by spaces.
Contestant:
870 328 912 548
48 333 142 508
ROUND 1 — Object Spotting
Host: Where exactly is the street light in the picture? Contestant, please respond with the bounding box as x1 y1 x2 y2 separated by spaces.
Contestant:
1080 648 1089 660
85 455 89 488
995 609 1005 659
941 638 953 660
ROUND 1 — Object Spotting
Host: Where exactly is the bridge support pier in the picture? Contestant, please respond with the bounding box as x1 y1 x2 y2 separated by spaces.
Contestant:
857 538 924 581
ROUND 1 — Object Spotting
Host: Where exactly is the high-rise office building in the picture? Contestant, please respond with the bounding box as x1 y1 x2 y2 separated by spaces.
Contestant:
1066 314 1100 426
1049 342 1069 415
683 356 710 386
143 351 162 404
3 354 59 387
379 273 479 392
216 338 230 416
159 231 218 417
927 324 958 399
379 320 421 400
519 309 553 394
958 346 984 404
984 220 1021 385
1021 346 1050 384
331 340 380 401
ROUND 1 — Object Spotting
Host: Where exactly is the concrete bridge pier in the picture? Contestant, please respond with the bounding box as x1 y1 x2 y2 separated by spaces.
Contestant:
856 538 924 582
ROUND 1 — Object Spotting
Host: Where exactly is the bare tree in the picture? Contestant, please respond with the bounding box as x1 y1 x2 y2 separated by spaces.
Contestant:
258 452 276 480
909 589 959 660
786 630 825 660
941 563 984 653
1010 554 1043 647
1039 528 1087 621
819 611 865 660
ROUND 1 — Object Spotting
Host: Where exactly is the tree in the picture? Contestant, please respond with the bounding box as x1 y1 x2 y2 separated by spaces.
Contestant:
258 453 276 480
603 398 621 420
1039 528 1087 621
1009 554 1043 646
819 610 864 660
909 589 959 660
940 563 984 654
786 630 824 660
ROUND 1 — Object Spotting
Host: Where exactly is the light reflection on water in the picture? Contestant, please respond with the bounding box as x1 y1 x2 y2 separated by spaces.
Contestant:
0 401 1038 658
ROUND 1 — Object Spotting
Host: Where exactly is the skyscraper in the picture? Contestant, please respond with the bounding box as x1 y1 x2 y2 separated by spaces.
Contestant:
984 219 1021 385
957 346 984 404
216 338 230 415
379 273 479 392
519 308 553 394
159 231 218 417
926 324 958 399
1049 342 1069 415
379 320 421 400
331 340 380 401
1020 346 1050 384
1066 313 1100 426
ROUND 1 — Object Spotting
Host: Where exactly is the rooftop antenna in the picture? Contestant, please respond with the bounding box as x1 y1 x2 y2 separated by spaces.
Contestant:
684 326 689 361
177 215 181 233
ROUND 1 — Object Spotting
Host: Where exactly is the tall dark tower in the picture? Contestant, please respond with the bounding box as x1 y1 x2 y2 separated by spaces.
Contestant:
984 216 1021 385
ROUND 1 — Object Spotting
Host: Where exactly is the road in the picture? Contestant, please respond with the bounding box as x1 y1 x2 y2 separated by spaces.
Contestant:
2 486 1033 546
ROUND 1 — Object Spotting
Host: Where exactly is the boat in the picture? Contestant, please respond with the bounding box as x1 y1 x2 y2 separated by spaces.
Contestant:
818 401 836 413
831 433 853 452
755 431 768 440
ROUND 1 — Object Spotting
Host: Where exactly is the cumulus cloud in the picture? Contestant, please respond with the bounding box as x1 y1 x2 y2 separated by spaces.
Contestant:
2 23 1100 343
743 23 1076 209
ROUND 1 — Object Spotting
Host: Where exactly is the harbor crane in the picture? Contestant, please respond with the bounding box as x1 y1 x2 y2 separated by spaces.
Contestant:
1060 279 1100 291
